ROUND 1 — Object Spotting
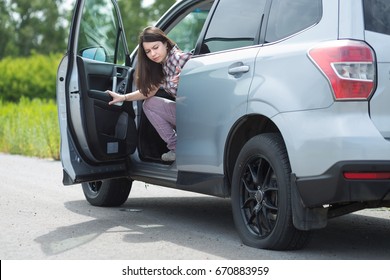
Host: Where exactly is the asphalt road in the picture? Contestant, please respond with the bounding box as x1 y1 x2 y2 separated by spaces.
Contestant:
1 153 390 260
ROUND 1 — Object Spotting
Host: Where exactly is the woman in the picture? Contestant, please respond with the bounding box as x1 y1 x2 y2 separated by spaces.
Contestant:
107 26 192 161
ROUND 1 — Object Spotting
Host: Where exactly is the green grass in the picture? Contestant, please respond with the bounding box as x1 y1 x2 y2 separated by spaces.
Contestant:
0 97 60 160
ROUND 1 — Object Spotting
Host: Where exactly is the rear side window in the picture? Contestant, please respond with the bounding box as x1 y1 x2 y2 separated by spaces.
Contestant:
363 0 390 35
265 0 322 43
201 0 266 53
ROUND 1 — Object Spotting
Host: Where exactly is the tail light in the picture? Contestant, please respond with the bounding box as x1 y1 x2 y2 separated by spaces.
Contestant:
308 40 376 100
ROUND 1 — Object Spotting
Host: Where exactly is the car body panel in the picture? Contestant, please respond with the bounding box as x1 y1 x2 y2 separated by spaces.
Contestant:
365 30 390 138
274 102 390 177
338 0 365 40
176 46 259 173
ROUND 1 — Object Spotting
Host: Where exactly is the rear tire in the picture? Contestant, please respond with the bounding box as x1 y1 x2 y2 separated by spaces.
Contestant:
231 133 310 250
82 178 132 207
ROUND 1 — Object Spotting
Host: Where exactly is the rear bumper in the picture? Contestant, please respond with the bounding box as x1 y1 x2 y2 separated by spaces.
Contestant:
294 161 390 207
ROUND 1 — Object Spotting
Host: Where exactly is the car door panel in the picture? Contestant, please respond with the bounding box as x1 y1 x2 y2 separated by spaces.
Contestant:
57 0 136 184
75 56 136 162
176 47 259 173
176 0 266 174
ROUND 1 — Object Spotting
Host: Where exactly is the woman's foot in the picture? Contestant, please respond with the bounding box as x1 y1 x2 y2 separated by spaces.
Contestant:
162 150 176 161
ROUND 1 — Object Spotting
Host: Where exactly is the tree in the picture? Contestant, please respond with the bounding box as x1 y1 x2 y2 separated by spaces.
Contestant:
0 0 16 57
118 0 176 51
0 0 176 58
0 0 69 58
147 0 177 22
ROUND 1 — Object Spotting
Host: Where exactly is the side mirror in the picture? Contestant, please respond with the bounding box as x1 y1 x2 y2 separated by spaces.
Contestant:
80 47 107 62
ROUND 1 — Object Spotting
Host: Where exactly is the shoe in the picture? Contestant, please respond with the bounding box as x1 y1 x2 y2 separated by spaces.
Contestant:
162 150 176 161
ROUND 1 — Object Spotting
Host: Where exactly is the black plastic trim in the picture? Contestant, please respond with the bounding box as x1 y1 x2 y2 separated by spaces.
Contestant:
176 171 229 197
294 161 390 207
131 170 229 198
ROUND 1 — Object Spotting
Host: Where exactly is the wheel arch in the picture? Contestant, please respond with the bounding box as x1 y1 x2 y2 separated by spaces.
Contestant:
224 114 329 231
224 114 281 194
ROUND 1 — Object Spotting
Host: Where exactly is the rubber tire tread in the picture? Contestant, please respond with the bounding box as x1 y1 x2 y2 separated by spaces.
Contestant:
82 177 132 207
231 133 310 250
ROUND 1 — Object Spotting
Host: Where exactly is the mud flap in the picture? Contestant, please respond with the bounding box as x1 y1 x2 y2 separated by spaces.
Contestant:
291 174 328 230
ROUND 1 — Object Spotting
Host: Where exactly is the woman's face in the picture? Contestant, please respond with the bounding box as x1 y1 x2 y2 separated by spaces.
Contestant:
143 41 168 64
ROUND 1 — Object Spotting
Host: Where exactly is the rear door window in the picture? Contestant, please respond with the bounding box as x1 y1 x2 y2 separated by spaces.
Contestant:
265 0 322 43
363 0 390 35
200 0 266 53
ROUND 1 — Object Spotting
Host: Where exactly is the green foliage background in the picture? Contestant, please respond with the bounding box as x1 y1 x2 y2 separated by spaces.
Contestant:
0 0 176 58
0 55 61 159
0 0 176 159
0 54 62 101
0 98 60 159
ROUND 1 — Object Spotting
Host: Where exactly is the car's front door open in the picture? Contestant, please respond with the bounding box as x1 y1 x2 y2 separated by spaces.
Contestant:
56 0 137 185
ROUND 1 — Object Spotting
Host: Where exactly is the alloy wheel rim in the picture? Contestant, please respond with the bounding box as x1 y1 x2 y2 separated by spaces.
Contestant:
239 156 279 238
89 181 102 194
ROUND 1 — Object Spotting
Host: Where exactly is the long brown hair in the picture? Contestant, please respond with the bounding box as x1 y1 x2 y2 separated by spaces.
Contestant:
136 26 176 96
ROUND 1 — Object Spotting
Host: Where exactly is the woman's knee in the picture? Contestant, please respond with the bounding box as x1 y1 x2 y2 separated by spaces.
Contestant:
143 96 160 111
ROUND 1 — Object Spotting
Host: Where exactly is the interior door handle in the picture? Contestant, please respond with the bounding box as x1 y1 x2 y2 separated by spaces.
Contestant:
228 65 250 77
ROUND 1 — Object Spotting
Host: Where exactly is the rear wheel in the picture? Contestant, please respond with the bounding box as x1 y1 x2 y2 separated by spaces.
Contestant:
82 178 132 207
231 133 309 250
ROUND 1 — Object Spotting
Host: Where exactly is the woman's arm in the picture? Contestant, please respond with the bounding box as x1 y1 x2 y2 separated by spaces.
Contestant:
106 87 158 105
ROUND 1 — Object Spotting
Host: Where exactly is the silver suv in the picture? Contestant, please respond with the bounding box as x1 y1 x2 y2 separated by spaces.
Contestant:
57 0 390 250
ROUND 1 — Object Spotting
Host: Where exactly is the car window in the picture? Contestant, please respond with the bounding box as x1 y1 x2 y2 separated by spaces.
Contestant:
201 0 266 53
363 0 390 36
167 5 211 53
78 0 126 64
265 0 322 43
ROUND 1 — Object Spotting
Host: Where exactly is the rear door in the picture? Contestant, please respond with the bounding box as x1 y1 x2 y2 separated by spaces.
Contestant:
176 0 267 173
363 0 390 139
57 0 137 184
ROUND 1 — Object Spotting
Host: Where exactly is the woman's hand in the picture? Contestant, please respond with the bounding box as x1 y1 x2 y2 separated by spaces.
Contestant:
171 66 181 85
106 90 125 105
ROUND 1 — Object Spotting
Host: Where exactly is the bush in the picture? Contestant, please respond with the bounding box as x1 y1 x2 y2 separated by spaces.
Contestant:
0 98 60 159
0 53 62 102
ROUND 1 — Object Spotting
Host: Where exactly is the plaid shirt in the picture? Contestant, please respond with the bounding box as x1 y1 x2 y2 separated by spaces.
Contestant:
161 45 192 96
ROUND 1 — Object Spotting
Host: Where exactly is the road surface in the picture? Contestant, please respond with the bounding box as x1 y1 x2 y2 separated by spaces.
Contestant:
1 153 390 260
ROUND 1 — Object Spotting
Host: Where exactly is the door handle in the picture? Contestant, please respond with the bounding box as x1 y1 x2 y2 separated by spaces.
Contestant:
228 65 250 77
